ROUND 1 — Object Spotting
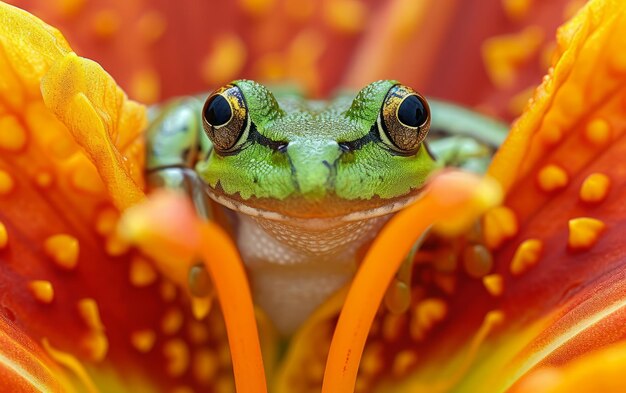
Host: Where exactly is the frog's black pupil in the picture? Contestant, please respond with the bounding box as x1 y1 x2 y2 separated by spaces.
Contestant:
398 95 427 127
205 95 232 127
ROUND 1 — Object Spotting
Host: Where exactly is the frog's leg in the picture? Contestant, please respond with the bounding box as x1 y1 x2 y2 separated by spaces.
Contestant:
427 99 509 172
384 100 508 313
145 97 215 300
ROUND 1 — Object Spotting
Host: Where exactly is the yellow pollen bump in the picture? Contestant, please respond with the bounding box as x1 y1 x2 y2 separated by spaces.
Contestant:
579 173 610 203
201 34 247 86
83 331 109 362
34 171 53 188
238 0 276 16
160 281 177 302
130 329 156 353
568 217 605 250
130 69 161 104
163 339 190 377
77 298 105 331
502 0 532 20
0 221 7 249
323 0 367 34
360 344 384 377
77 299 108 362
482 274 504 297
137 11 167 44
585 118 611 145
382 314 406 342
392 350 419 377
28 280 54 304
191 297 212 320
510 239 543 275
91 10 120 39
483 206 519 249
410 298 447 341
57 0 86 17
482 26 544 88
0 115 27 151
537 164 569 192
105 232 130 256
129 256 158 287
161 307 184 335
44 234 79 270
0 170 15 195
95 207 119 236
485 309 505 326
193 349 219 385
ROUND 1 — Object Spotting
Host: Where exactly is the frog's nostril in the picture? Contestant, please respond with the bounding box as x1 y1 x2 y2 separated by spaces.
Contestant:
277 143 289 153
339 143 350 153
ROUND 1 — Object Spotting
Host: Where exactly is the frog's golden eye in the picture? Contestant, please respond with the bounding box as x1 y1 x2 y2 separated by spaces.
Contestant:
202 84 250 153
378 84 430 155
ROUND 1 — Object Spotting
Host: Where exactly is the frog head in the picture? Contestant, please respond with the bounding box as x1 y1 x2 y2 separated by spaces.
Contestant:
196 80 438 220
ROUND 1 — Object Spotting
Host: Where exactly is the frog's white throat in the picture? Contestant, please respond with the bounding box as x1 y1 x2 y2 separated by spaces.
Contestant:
204 186 422 227
234 211 391 335
204 188 423 334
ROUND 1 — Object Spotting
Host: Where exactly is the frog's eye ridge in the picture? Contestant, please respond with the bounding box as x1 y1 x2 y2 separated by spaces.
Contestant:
202 84 250 154
378 84 430 155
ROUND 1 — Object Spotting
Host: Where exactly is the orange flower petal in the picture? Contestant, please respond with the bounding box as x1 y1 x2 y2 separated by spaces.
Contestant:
41 52 146 211
511 340 626 393
488 0 626 194
0 317 76 393
0 4 228 392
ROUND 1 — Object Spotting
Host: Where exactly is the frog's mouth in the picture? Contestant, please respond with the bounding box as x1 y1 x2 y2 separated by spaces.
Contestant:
204 184 424 224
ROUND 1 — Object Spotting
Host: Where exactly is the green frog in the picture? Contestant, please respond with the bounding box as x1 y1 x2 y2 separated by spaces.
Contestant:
145 80 506 334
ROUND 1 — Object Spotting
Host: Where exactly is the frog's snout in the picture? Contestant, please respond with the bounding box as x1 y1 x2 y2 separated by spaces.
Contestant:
286 140 342 199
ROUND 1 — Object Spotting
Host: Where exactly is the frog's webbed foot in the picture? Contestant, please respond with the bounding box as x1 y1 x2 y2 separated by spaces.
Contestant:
146 97 216 318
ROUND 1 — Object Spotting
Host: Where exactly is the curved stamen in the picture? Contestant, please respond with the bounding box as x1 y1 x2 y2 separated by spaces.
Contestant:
119 192 267 393
321 170 501 393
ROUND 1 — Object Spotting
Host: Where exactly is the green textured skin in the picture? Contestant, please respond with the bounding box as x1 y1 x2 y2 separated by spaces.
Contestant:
146 80 509 203
196 80 439 201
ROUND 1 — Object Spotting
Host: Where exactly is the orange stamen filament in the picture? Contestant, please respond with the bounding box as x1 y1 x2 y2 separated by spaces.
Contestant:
321 171 501 393
196 221 267 393
119 192 267 393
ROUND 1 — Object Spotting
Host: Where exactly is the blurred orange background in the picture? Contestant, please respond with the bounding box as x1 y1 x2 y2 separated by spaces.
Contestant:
5 0 583 121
